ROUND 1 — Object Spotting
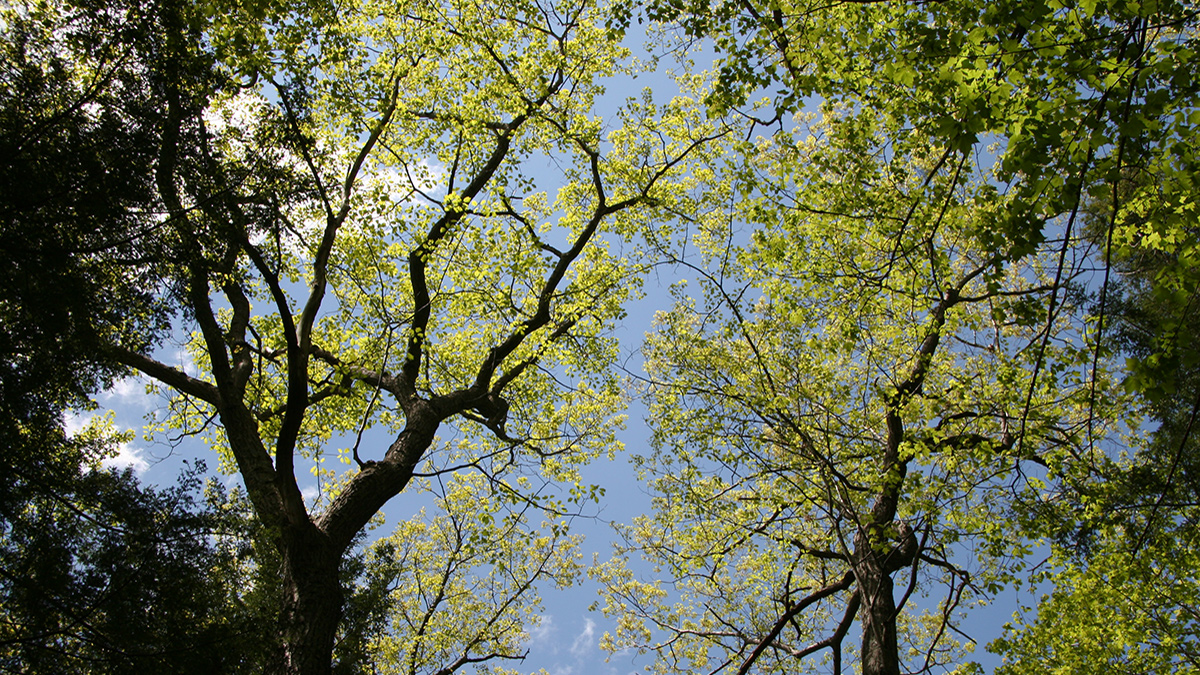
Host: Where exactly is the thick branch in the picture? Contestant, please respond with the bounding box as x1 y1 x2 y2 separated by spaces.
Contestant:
736 571 856 675
278 82 402 487
224 278 254 392
150 74 288 531
403 114 528 394
874 262 992 526
107 347 220 406
317 401 440 550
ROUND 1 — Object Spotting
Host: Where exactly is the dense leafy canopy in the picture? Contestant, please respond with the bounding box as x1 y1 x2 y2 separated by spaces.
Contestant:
3 0 1199 672
0 2 263 669
0 459 276 674
594 0 1200 673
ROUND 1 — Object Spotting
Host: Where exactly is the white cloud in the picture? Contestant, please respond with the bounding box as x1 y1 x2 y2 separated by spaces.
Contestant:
100 442 149 474
63 411 90 436
64 412 150 474
301 484 320 504
100 375 154 409
569 617 597 658
172 348 199 377
529 614 556 648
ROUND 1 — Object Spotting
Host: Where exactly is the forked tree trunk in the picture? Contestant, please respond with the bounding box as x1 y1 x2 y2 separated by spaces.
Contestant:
853 521 917 675
856 558 901 675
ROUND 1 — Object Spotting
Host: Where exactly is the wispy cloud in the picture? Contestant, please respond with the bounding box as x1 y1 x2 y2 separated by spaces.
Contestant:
301 484 320 504
99 375 154 410
529 614 556 648
570 618 597 658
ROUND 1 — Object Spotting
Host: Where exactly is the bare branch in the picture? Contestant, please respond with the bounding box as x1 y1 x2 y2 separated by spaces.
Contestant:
108 347 220 407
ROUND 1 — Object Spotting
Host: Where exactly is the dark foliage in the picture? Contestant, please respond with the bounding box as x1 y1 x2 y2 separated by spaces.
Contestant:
0 460 276 674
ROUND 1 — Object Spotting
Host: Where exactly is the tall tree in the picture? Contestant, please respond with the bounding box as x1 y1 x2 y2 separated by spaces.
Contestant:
596 0 1200 672
1 0 724 672
0 2 278 669
596 105 1112 675
991 112 1200 675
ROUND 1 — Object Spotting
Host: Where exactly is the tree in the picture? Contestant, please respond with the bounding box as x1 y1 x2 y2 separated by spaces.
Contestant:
989 529 1200 674
2 0 724 672
991 104 1200 675
595 103 1113 675
0 0 193 518
0 456 278 674
594 0 1200 672
0 2 278 669
0 0 182 407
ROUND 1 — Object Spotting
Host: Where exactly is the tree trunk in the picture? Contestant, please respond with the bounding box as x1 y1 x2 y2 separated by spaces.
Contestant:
266 407 440 674
856 558 901 675
853 521 917 675
274 523 344 675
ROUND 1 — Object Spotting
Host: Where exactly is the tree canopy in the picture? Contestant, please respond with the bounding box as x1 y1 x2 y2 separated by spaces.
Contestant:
6 0 723 671
3 0 1199 672
594 0 1200 673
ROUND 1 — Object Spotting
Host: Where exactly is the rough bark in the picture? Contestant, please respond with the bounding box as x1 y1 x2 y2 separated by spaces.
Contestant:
318 402 440 552
853 523 917 675
856 557 901 675
276 523 344 675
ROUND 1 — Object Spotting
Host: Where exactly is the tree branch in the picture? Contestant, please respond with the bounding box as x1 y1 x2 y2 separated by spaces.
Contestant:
403 114 528 396
736 571 856 675
107 347 220 406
